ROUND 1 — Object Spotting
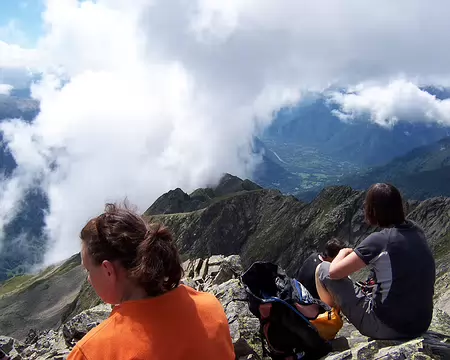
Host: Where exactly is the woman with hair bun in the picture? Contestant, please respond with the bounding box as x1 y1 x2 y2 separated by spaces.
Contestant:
67 203 235 360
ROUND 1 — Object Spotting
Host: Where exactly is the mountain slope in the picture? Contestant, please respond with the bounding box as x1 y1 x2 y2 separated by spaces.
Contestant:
336 136 450 200
0 254 100 340
0 189 48 281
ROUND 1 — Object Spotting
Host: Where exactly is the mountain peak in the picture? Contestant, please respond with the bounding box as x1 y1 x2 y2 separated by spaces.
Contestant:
144 174 262 216
214 173 262 197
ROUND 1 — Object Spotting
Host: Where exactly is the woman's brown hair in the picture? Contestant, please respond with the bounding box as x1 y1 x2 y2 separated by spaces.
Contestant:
80 202 182 297
364 183 405 227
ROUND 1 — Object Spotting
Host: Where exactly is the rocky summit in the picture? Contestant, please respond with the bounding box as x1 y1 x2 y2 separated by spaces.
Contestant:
1 175 450 359
1 255 449 360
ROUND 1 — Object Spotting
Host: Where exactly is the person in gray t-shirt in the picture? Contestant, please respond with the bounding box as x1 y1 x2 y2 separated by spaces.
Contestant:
315 183 435 340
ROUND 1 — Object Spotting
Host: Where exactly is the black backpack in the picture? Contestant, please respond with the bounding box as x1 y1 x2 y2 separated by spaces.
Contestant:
241 262 332 360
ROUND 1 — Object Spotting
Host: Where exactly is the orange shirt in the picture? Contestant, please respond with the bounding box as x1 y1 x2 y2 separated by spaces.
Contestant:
67 285 235 360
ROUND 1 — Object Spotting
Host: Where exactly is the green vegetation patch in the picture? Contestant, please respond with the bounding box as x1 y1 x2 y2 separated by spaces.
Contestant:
0 274 34 296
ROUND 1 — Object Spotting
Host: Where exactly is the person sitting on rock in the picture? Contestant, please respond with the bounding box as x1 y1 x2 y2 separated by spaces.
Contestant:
67 202 235 360
315 183 435 340
297 238 345 299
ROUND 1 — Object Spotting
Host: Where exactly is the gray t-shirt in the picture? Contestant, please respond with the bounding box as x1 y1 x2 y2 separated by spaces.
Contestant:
354 220 435 336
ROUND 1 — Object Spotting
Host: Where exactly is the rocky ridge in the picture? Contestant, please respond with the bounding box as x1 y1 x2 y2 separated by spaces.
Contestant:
1 255 449 360
1 176 450 359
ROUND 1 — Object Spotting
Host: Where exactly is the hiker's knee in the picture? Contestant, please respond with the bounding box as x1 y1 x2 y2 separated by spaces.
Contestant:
316 261 331 283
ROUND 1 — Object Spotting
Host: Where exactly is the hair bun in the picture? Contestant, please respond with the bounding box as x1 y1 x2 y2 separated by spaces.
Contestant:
146 224 172 243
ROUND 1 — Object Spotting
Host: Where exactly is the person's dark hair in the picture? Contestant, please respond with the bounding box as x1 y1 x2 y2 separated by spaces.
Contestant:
364 183 405 227
80 202 182 297
322 238 345 259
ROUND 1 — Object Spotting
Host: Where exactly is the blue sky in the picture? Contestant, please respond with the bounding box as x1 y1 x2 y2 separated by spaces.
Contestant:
0 0 44 47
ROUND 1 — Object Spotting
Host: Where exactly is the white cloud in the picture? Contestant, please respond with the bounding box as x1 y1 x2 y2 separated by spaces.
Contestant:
0 21 40 84
0 20 38 88
0 41 38 68
329 80 450 127
0 170 37 249
0 84 13 95
2 0 450 264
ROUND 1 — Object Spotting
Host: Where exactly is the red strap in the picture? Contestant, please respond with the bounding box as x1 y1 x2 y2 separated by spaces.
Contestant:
259 303 272 319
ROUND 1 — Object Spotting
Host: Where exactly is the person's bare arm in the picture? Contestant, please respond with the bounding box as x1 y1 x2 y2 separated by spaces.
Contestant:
329 248 366 279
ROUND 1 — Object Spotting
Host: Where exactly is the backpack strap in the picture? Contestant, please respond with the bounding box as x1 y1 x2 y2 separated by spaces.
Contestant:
259 324 269 358
259 303 272 358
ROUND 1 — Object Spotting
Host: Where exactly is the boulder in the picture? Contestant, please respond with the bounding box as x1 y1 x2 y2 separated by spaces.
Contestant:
209 279 261 359
181 255 243 292
20 330 67 360
0 336 24 360
326 331 450 360
62 304 112 347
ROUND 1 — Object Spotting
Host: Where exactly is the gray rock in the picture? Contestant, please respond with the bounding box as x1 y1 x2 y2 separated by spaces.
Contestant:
193 259 203 277
20 330 66 359
208 255 225 266
192 276 204 284
181 259 191 273
199 258 209 279
0 336 15 353
61 304 111 347
209 279 261 359
212 255 243 285
184 259 197 278
207 264 222 277
324 320 450 360
0 336 24 360
180 278 196 289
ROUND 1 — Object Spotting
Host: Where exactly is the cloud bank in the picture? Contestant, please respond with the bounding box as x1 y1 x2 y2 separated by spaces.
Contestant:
330 80 450 127
2 0 450 263
0 84 13 95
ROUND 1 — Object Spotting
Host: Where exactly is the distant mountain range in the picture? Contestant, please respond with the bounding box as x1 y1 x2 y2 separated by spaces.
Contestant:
337 136 450 200
264 92 450 166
